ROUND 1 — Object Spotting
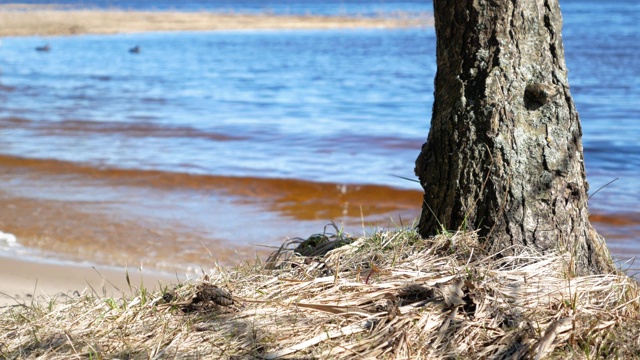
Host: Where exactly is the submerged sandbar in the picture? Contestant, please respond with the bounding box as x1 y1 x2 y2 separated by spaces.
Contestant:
0 5 432 37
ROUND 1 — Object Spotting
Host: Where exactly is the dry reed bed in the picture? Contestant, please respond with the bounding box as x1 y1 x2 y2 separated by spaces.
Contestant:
1 229 639 359
0 8 431 37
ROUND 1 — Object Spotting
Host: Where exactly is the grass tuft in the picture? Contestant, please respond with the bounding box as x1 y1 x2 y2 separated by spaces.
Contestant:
1 227 639 359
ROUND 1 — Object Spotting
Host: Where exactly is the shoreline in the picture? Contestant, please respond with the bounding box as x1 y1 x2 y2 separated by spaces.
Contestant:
0 253 182 306
0 151 637 300
0 8 432 37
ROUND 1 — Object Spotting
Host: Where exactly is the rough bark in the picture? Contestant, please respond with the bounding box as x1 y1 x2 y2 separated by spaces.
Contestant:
414 0 613 274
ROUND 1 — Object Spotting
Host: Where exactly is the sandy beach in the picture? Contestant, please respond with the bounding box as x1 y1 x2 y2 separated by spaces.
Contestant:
0 5 431 37
0 255 181 306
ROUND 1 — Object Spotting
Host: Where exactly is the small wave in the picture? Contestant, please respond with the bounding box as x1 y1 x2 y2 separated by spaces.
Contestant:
0 230 18 247
0 117 247 141
1 116 29 126
0 84 16 92
330 134 424 151
590 213 640 228
141 97 167 104
90 75 112 81
0 153 422 220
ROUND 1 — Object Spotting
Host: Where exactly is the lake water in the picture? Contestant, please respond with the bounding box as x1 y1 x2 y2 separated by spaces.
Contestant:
5 0 431 15
0 0 638 274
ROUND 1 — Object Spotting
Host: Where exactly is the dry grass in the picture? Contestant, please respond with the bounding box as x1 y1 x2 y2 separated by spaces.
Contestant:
1 227 639 359
0 7 432 37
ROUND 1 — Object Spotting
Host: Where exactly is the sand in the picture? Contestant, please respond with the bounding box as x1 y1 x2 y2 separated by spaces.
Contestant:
0 6 431 37
0 254 182 306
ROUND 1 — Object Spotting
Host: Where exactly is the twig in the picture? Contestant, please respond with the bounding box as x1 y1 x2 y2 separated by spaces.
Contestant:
588 177 619 200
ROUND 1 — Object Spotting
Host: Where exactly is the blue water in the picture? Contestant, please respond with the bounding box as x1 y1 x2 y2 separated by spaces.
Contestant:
0 29 433 188
0 0 639 269
562 0 640 214
5 0 431 15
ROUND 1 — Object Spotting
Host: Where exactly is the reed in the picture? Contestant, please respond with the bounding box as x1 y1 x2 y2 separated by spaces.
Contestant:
1 226 639 359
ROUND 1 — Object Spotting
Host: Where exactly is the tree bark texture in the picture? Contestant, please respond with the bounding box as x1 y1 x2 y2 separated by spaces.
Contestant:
414 0 612 274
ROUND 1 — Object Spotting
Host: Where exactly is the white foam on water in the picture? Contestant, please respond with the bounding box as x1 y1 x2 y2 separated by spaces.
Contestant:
0 231 18 247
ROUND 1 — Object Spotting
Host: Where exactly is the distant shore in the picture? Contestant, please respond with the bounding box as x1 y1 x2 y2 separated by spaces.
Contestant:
0 5 432 37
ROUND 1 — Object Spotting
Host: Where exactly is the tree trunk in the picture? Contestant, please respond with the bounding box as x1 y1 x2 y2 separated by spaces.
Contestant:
414 0 612 274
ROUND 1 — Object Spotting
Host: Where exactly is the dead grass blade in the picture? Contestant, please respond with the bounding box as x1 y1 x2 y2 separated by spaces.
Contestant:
1 228 639 359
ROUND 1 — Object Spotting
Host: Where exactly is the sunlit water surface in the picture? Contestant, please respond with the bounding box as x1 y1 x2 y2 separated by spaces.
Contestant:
0 0 638 273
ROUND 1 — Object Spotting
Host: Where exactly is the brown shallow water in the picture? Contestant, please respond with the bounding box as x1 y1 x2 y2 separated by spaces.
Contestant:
0 154 421 273
0 153 637 274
